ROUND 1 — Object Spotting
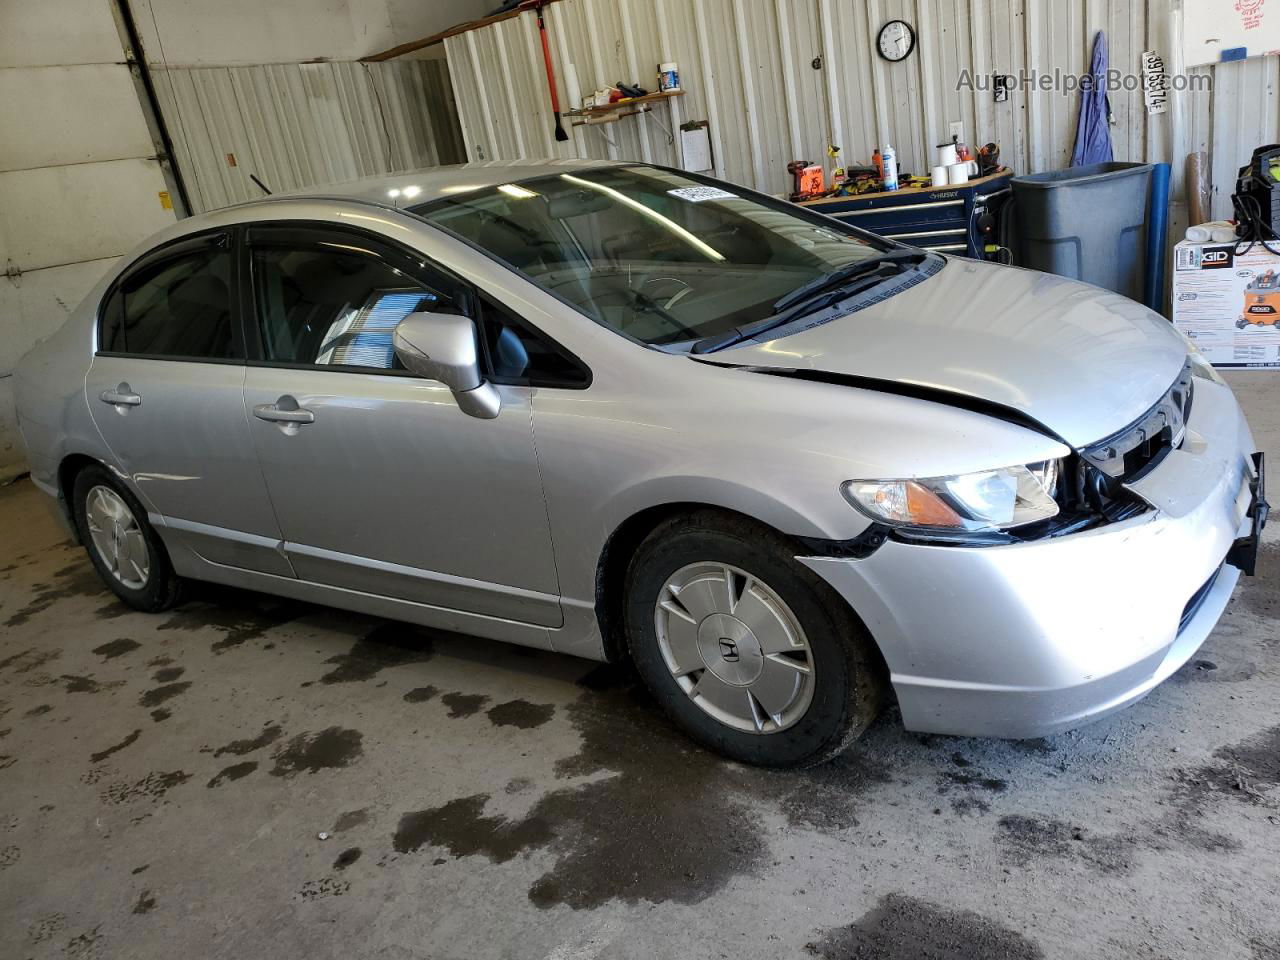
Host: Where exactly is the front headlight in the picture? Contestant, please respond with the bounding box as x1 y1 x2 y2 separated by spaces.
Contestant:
843 460 1061 532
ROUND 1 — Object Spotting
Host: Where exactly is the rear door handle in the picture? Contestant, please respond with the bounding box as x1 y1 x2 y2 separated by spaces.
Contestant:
252 396 315 427
99 383 142 407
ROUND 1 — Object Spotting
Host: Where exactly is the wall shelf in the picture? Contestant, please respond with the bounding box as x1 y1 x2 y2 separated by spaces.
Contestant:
565 89 684 120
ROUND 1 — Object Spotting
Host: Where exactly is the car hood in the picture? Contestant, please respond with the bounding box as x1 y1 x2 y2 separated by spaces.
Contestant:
711 257 1188 448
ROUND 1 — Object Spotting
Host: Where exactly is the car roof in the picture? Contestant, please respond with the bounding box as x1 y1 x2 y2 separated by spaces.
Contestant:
117 159 638 269
264 157 625 208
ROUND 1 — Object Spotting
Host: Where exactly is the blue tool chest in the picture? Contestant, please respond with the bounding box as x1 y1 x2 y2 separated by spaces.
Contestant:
798 170 1012 260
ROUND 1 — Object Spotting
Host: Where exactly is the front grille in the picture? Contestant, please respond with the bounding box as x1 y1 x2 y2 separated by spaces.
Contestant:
1080 361 1194 483
1179 565 1222 635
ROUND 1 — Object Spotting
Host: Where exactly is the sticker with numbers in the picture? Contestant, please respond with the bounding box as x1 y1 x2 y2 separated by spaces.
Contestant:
667 186 737 203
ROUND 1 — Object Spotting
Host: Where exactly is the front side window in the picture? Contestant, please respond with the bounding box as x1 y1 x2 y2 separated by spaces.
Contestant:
250 243 457 370
477 296 590 387
100 236 237 359
412 165 895 347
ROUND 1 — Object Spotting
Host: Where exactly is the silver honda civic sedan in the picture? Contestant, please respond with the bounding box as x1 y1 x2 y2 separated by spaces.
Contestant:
14 159 1268 767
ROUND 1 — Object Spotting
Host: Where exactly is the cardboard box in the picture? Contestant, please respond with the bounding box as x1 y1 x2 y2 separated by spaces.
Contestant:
1173 239 1280 368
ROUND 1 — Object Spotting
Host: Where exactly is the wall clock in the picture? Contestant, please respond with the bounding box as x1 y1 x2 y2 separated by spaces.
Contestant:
877 20 917 62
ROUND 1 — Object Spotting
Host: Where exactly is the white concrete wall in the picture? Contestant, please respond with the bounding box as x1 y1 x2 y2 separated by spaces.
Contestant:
0 0 177 481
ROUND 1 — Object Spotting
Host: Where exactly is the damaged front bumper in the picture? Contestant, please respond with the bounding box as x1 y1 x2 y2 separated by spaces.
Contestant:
800 378 1265 739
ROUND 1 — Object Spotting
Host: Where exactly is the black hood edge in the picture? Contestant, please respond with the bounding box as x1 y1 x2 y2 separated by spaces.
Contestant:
693 359 1072 447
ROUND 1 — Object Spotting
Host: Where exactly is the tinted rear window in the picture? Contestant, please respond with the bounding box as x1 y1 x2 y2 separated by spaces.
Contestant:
101 237 238 360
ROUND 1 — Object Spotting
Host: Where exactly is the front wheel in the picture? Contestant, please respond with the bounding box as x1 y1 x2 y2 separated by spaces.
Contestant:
623 511 886 767
72 464 185 612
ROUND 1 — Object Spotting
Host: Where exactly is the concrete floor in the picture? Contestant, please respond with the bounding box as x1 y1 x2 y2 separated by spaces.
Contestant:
1 373 1278 960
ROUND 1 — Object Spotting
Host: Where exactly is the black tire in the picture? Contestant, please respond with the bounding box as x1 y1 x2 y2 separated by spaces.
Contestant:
623 510 887 768
71 464 185 612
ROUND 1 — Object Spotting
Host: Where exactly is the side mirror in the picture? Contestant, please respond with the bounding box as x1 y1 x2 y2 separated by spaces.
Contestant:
393 312 501 419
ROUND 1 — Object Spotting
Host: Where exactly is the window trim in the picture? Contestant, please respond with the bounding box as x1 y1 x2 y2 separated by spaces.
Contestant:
96 227 245 364
239 219 592 390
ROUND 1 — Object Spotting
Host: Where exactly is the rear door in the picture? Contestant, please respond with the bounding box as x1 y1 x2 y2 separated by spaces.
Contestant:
240 223 564 627
85 230 290 576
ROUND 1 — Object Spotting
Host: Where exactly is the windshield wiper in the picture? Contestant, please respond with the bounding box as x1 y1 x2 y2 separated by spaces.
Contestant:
691 251 928 355
620 289 699 341
771 249 927 312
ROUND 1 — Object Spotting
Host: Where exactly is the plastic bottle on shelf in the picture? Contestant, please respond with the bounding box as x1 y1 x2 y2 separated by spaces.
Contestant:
882 144 899 191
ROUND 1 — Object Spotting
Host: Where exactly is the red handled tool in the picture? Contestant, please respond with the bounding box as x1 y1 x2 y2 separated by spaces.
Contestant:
532 2 569 142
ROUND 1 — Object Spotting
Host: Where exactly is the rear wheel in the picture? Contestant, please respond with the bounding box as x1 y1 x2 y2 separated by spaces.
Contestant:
624 511 886 767
71 464 184 612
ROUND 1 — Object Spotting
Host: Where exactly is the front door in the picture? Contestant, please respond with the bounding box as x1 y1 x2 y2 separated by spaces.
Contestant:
86 229 289 576
240 224 562 627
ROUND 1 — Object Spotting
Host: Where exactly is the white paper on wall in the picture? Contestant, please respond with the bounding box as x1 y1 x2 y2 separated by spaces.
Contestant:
680 123 713 173
1183 0 1280 67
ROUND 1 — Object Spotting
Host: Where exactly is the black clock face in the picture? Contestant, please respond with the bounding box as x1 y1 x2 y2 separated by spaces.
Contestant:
877 20 916 62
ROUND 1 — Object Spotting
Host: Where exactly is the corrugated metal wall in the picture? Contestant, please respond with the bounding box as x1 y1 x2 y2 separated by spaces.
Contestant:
153 60 466 212
443 0 1279 228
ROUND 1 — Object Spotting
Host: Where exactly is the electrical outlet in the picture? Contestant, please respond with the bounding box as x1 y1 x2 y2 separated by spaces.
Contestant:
949 121 964 143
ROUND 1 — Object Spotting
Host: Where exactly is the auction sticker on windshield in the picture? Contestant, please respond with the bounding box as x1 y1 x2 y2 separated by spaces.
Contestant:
668 186 737 202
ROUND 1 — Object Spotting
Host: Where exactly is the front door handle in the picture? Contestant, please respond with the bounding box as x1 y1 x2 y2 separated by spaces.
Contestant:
100 383 142 407
252 396 315 433
252 404 315 424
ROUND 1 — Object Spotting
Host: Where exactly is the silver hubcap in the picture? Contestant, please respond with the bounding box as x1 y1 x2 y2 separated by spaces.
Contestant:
85 485 150 590
655 562 815 735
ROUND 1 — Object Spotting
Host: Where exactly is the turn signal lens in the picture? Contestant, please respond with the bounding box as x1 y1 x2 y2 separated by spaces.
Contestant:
843 460 1061 533
848 480 966 527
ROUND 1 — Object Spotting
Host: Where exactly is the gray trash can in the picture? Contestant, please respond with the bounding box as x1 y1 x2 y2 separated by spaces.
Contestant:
1011 162 1153 301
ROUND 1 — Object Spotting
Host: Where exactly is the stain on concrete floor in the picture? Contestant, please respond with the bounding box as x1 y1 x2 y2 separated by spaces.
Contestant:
806 893 1045 960
485 698 555 729
269 727 364 777
89 729 141 764
207 760 257 788
318 624 435 684
91 639 139 661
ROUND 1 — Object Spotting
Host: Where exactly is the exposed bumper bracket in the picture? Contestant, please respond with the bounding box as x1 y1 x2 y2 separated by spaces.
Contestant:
1226 451 1269 576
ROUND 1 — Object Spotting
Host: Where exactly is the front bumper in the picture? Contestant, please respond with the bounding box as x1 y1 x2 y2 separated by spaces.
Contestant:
800 378 1264 738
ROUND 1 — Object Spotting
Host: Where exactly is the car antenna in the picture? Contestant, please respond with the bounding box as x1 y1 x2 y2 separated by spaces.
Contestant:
249 173 272 195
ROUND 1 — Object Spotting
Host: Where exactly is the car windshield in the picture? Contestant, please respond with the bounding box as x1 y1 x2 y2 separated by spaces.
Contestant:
411 165 897 347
